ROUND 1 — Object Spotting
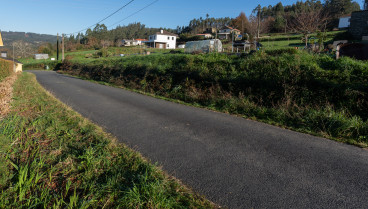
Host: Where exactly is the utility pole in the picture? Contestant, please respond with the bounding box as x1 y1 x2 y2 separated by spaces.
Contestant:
13 43 15 72
257 9 261 39
232 32 234 53
57 33 59 61
62 34 65 61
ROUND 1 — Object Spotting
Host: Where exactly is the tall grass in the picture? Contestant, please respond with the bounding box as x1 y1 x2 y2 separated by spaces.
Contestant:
58 50 368 146
0 72 215 208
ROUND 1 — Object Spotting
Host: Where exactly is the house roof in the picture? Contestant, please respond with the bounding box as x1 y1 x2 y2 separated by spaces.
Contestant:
340 14 351 18
221 26 241 32
154 30 178 36
136 39 148 41
0 57 22 64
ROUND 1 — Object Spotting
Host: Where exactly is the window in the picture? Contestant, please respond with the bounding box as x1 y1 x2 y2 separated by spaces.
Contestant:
172 37 174 40
167 44 169 48
168 37 170 40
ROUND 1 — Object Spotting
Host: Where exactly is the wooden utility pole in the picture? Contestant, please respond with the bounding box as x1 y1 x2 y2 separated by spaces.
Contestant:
257 9 261 39
57 33 59 61
62 34 65 61
13 43 15 72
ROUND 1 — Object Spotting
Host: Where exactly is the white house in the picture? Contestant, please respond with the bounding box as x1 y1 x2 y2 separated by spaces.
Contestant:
338 14 351 29
146 30 178 49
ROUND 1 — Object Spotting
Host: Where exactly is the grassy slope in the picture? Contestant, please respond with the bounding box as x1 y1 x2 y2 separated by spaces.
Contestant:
0 72 215 208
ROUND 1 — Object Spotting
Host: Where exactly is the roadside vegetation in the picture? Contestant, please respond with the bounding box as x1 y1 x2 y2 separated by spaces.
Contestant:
0 72 215 208
50 48 368 147
0 59 13 81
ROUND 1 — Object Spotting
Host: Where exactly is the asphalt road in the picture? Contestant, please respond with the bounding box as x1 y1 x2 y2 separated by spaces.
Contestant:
30 70 368 208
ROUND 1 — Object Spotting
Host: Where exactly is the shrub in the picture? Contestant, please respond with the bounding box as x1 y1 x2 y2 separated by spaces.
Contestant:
0 59 14 81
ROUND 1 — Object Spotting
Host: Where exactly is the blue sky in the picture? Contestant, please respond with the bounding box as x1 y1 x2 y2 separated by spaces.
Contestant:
0 0 364 35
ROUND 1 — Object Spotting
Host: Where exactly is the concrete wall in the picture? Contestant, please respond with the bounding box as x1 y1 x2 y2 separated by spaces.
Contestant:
15 63 22 73
349 11 368 40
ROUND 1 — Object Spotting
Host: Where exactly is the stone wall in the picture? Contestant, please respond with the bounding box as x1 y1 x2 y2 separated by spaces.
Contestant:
349 10 368 40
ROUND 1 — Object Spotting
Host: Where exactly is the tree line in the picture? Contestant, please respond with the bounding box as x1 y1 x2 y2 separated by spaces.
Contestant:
179 0 360 37
53 0 362 53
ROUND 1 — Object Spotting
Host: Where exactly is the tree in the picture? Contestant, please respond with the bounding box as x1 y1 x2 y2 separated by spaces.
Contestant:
248 15 273 39
231 12 250 35
252 4 262 38
288 8 329 47
324 0 360 19
13 40 34 58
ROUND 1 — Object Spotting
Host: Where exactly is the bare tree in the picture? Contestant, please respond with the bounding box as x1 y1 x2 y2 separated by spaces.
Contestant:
288 9 329 47
12 40 34 58
247 15 273 39
101 40 112 48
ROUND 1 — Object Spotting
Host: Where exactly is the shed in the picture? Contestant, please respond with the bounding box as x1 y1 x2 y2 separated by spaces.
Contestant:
34 54 49 60
1 51 7 58
185 39 222 53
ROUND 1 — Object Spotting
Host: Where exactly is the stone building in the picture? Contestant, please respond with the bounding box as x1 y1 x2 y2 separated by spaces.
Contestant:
349 10 368 40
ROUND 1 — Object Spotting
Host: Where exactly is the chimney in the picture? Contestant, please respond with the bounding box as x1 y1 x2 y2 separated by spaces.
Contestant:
160 30 163 34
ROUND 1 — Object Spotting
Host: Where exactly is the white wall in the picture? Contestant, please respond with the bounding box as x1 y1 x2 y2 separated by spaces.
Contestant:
148 34 177 49
338 17 350 28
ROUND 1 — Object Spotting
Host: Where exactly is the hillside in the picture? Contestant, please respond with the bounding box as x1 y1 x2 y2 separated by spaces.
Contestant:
1 31 56 46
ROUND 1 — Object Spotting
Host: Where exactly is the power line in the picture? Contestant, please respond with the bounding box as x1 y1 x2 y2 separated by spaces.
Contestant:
108 0 159 29
67 0 136 35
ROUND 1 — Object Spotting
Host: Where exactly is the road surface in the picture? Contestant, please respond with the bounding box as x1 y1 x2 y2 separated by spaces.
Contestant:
30 70 368 208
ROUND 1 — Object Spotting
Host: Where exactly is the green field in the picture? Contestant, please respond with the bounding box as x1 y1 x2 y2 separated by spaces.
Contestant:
259 31 344 50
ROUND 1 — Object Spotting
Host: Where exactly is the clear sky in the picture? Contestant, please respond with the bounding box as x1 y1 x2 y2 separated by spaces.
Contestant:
0 0 364 35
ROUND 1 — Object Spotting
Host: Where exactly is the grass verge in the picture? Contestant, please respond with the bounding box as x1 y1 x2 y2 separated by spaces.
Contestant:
0 72 216 208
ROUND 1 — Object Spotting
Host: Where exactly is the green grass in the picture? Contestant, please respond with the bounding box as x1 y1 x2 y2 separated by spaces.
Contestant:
20 47 184 69
0 72 215 208
56 49 368 147
259 31 344 50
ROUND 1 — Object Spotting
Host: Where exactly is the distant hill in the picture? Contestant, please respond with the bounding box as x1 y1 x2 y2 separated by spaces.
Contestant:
1 31 56 46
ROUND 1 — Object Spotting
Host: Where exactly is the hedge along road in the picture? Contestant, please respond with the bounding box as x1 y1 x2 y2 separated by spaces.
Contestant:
30 70 368 209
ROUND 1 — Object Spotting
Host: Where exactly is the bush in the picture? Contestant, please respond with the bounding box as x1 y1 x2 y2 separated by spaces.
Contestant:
0 59 14 81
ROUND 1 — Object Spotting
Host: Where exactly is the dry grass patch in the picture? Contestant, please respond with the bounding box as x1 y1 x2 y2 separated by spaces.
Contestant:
0 73 19 119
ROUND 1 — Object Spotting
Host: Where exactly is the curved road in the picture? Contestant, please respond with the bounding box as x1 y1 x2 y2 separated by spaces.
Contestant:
30 71 368 208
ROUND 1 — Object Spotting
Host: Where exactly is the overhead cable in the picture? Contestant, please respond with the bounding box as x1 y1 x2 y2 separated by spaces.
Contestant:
108 0 159 28
68 0 136 35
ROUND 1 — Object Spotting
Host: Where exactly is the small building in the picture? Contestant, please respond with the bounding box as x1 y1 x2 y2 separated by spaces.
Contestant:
0 31 3 47
1 51 7 58
122 39 134 46
34 54 49 60
218 26 241 40
146 30 178 49
338 14 351 29
135 39 148 45
185 39 222 53
196 34 213 39
349 10 368 40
